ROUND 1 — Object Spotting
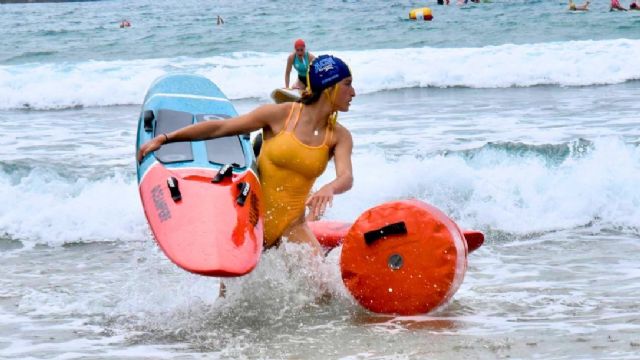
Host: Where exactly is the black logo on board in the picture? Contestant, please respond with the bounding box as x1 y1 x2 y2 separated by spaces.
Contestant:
151 185 172 222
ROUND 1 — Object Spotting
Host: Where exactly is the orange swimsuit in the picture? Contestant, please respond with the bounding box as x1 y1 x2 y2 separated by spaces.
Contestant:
257 103 332 246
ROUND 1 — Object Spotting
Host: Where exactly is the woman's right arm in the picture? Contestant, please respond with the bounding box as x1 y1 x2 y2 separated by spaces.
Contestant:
284 54 294 88
137 104 287 163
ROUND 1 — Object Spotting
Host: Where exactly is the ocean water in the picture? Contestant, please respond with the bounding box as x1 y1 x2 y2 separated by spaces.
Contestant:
1 0 640 359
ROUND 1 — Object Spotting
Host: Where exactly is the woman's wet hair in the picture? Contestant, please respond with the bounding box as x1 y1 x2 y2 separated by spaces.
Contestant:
298 88 324 105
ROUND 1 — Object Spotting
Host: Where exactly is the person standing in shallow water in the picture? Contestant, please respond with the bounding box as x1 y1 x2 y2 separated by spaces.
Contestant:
138 55 355 254
285 39 316 90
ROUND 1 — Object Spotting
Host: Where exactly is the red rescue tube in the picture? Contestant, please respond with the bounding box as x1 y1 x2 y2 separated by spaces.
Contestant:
310 220 483 253
308 221 351 249
339 200 468 315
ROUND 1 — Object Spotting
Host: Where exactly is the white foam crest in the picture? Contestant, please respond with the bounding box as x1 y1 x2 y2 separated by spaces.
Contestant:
218 241 350 309
0 59 166 110
2 39 639 110
0 168 147 246
352 38 640 92
322 138 640 234
2 138 638 244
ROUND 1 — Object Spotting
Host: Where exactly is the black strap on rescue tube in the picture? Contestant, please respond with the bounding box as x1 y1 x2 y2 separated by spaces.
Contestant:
364 221 407 245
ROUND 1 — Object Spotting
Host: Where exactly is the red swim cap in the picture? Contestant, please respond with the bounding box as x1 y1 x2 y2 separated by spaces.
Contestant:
294 39 305 48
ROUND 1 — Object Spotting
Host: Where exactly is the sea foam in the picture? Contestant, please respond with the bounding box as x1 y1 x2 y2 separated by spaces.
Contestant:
1 39 638 110
1 138 638 246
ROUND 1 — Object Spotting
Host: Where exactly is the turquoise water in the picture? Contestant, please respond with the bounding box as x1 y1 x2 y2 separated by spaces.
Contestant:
3 0 640 63
2 1 640 359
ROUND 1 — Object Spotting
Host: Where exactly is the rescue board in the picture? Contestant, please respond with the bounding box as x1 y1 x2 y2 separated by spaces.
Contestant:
270 88 301 104
136 74 263 277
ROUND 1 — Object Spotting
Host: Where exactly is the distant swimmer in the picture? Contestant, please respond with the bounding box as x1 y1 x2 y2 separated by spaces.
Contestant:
610 0 628 10
437 0 450 4
216 15 224 25
119 19 131 28
285 39 316 90
629 0 639 9
568 0 590 11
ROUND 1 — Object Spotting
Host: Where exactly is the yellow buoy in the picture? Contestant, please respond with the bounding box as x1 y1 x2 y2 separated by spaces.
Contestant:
409 7 433 21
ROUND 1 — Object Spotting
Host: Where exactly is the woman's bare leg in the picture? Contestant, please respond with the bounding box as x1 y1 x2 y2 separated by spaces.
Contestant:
281 220 323 256
218 219 321 300
281 220 332 302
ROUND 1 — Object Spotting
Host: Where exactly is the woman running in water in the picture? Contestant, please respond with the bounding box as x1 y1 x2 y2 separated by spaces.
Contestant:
138 55 355 253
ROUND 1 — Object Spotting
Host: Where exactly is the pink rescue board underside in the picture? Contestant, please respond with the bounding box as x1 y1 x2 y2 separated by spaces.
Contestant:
139 164 263 277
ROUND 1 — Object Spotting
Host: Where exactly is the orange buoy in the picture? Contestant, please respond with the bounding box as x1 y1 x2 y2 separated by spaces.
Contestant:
409 7 433 21
311 220 484 253
340 200 467 315
308 221 351 249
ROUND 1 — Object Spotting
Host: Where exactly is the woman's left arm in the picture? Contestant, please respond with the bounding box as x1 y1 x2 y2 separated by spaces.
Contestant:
306 127 353 220
328 127 354 194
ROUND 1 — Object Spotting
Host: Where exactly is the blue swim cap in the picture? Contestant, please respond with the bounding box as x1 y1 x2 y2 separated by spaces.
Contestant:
307 55 351 94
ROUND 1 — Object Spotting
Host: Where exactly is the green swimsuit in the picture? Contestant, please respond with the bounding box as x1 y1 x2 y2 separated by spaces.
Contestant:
293 52 310 84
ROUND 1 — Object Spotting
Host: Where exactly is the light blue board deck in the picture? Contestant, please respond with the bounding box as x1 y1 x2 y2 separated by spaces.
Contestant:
136 74 254 183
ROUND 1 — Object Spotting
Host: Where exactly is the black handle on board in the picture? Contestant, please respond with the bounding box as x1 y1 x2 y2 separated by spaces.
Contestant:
236 182 250 206
167 176 182 202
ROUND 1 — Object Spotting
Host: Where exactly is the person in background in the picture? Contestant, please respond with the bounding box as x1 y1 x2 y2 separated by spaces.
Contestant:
285 39 316 90
217 15 224 25
568 0 590 11
437 0 450 4
119 19 131 28
630 0 639 9
610 0 627 10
